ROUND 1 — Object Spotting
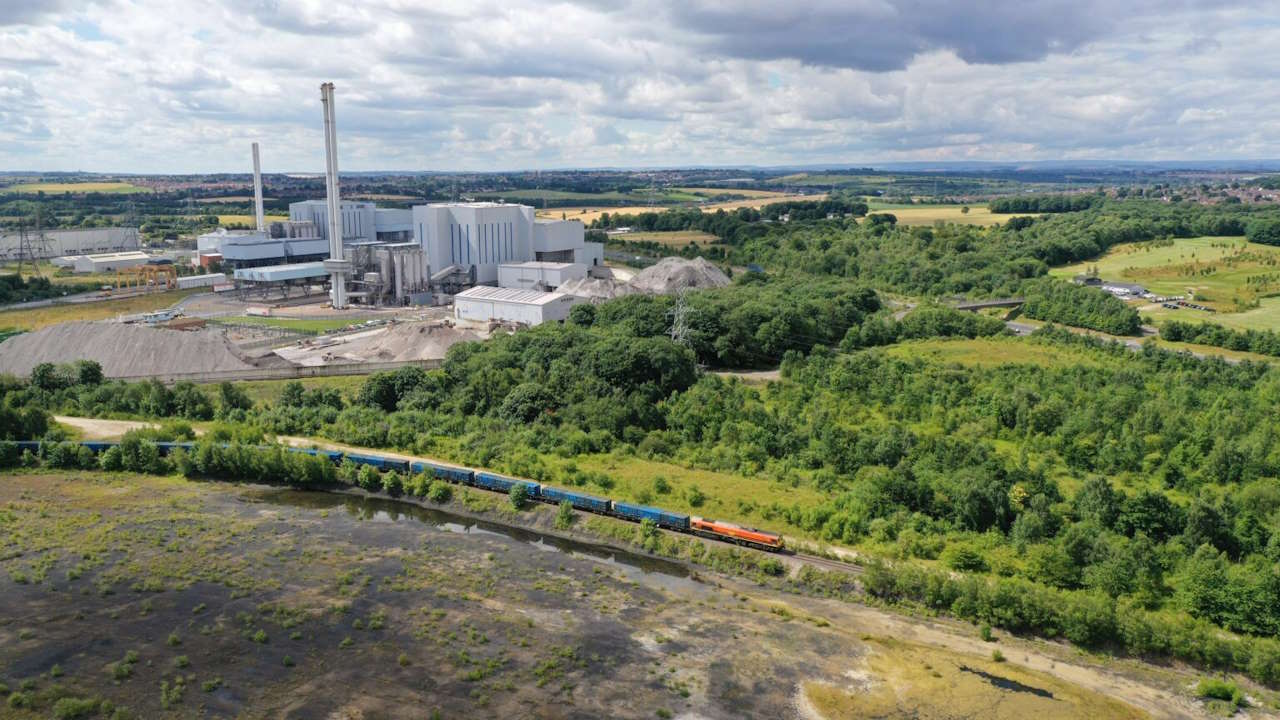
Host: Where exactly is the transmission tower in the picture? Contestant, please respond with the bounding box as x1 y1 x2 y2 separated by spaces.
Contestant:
668 288 692 348
15 209 50 278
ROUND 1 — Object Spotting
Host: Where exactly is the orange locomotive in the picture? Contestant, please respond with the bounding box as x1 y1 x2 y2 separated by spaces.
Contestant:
690 516 785 551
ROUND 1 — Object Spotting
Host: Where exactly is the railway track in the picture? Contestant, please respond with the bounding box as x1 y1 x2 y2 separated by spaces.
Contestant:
790 550 865 575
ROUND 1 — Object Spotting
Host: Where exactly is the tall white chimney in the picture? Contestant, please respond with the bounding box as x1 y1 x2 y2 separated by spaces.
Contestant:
319 82 349 309
251 142 266 233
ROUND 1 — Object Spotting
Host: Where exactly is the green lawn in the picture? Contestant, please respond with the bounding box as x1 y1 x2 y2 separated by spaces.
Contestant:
1050 236 1280 331
229 375 366 405
208 315 368 335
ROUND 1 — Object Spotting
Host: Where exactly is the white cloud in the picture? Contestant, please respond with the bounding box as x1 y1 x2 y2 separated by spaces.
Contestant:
0 0 1276 171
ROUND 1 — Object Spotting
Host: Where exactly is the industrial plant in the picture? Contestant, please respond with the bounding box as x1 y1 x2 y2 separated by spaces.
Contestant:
187 83 604 325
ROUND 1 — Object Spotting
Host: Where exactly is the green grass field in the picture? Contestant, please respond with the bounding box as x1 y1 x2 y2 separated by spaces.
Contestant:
1050 236 1280 331
0 288 202 330
229 375 366 405
208 315 366 334
884 336 1116 368
485 189 703 204
1 181 148 194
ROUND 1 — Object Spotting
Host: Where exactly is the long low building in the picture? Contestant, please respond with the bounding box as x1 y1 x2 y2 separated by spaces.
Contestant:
453 285 583 326
232 261 330 284
72 251 151 273
0 227 139 260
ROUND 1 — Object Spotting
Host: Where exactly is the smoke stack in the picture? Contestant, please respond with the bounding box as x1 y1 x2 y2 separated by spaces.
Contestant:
320 82 349 309
251 142 265 232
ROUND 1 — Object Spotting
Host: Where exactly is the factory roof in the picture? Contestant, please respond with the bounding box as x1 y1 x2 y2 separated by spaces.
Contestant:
233 261 329 283
425 201 526 209
454 285 568 306
84 251 150 261
498 261 579 270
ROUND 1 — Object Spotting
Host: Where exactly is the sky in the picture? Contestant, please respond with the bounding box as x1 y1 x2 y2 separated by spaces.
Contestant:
0 0 1278 173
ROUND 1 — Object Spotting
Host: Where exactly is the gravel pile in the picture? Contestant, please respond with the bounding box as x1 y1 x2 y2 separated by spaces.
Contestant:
556 276 637 300
628 257 731 294
0 321 258 378
274 322 485 366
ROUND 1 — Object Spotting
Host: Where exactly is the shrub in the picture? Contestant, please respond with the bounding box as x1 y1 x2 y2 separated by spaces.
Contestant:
980 624 994 642
51 697 99 719
509 484 529 510
991 649 1005 663
1196 678 1244 707
251 629 268 644
426 480 452 504
554 500 575 530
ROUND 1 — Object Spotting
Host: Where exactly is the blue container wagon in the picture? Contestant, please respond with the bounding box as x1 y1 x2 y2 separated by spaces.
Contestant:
539 486 611 514
474 471 541 497
610 502 690 531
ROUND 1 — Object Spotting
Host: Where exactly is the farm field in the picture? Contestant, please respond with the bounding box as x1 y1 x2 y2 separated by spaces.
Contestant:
0 181 149 194
870 204 1017 226
1051 236 1280 330
0 288 202 330
884 335 1117 369
0 471 1178 719
535 205 666 223
215 213 289 226
615 230 719 247
670 187 789 199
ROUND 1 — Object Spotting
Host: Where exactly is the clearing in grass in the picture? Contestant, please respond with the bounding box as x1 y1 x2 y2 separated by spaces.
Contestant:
1 181 149 194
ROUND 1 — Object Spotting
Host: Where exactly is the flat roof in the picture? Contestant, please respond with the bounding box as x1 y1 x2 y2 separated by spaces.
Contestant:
455 285 569 306
499 261 578 270
84 251 150 261
425 201 529 209
233 261 329 283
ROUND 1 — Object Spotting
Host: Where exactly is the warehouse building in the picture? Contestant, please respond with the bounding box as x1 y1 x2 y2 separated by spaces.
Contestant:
497 261 587 290
0 226 139 260
453 286 583 326
72 251 151 273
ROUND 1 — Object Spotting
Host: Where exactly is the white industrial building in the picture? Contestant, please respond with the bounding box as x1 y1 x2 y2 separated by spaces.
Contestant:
71 251 151 273
412 203 602 285
288 200 413 245
176 273 226 289
197 228 329 270
453 286 583 326
497 261 587 290
0 227 139 260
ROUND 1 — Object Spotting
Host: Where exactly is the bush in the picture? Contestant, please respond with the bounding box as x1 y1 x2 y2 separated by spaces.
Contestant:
554 500 575 530
1196 678 1244 707
426 480 452 504
51 697 100 719
509 484 529 510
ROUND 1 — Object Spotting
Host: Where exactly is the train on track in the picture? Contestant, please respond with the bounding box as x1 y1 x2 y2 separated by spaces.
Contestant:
13 440 786 552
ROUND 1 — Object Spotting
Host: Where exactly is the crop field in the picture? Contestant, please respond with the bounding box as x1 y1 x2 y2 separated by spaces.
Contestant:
491 188 703 204
0 471 1186 719
535 205 667 224
215 214 289 226
0 288 202 330
1051 236 1280 330
0 181 149 194
870 204 1017 226
616 230 719 247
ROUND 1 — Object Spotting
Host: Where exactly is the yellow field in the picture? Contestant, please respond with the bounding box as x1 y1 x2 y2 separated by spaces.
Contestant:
536 194 827 225
1 181 148 194
618 230 719 247
195 196 273 203
885 336 1113 368
0 288 202 330
876 205 1017 226
535 206 664 223
216 214 289 226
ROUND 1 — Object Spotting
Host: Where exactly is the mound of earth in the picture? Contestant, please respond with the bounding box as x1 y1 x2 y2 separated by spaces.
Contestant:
557 276 637 300
274 322 485 366
0 321 258 378
629 257 731 294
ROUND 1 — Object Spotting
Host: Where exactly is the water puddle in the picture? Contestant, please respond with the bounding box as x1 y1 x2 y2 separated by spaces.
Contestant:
242 487 702 592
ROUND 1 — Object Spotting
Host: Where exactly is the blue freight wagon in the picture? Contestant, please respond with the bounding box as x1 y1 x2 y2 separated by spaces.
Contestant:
345 452 410 473
411 461 474 484
81 441 118 454
539 486 610 514
290 447 344 463
474 471 540 497
14 440 41 453
611 502 690 531
154 442 195 455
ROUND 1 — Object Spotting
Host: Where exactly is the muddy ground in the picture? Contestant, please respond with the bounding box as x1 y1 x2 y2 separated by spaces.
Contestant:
0 472 1234 719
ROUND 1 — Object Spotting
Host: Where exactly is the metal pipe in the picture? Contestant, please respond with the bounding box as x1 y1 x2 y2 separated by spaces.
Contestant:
251 143 266 233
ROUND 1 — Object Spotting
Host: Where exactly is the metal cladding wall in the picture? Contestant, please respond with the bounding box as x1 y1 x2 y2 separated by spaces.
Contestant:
0 227 139 260
413 203 536 285
453 286 583 326
288 200 377 245
497 261 587 290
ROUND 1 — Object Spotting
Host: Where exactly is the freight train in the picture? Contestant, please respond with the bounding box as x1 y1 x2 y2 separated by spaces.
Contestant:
12 440 786 552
